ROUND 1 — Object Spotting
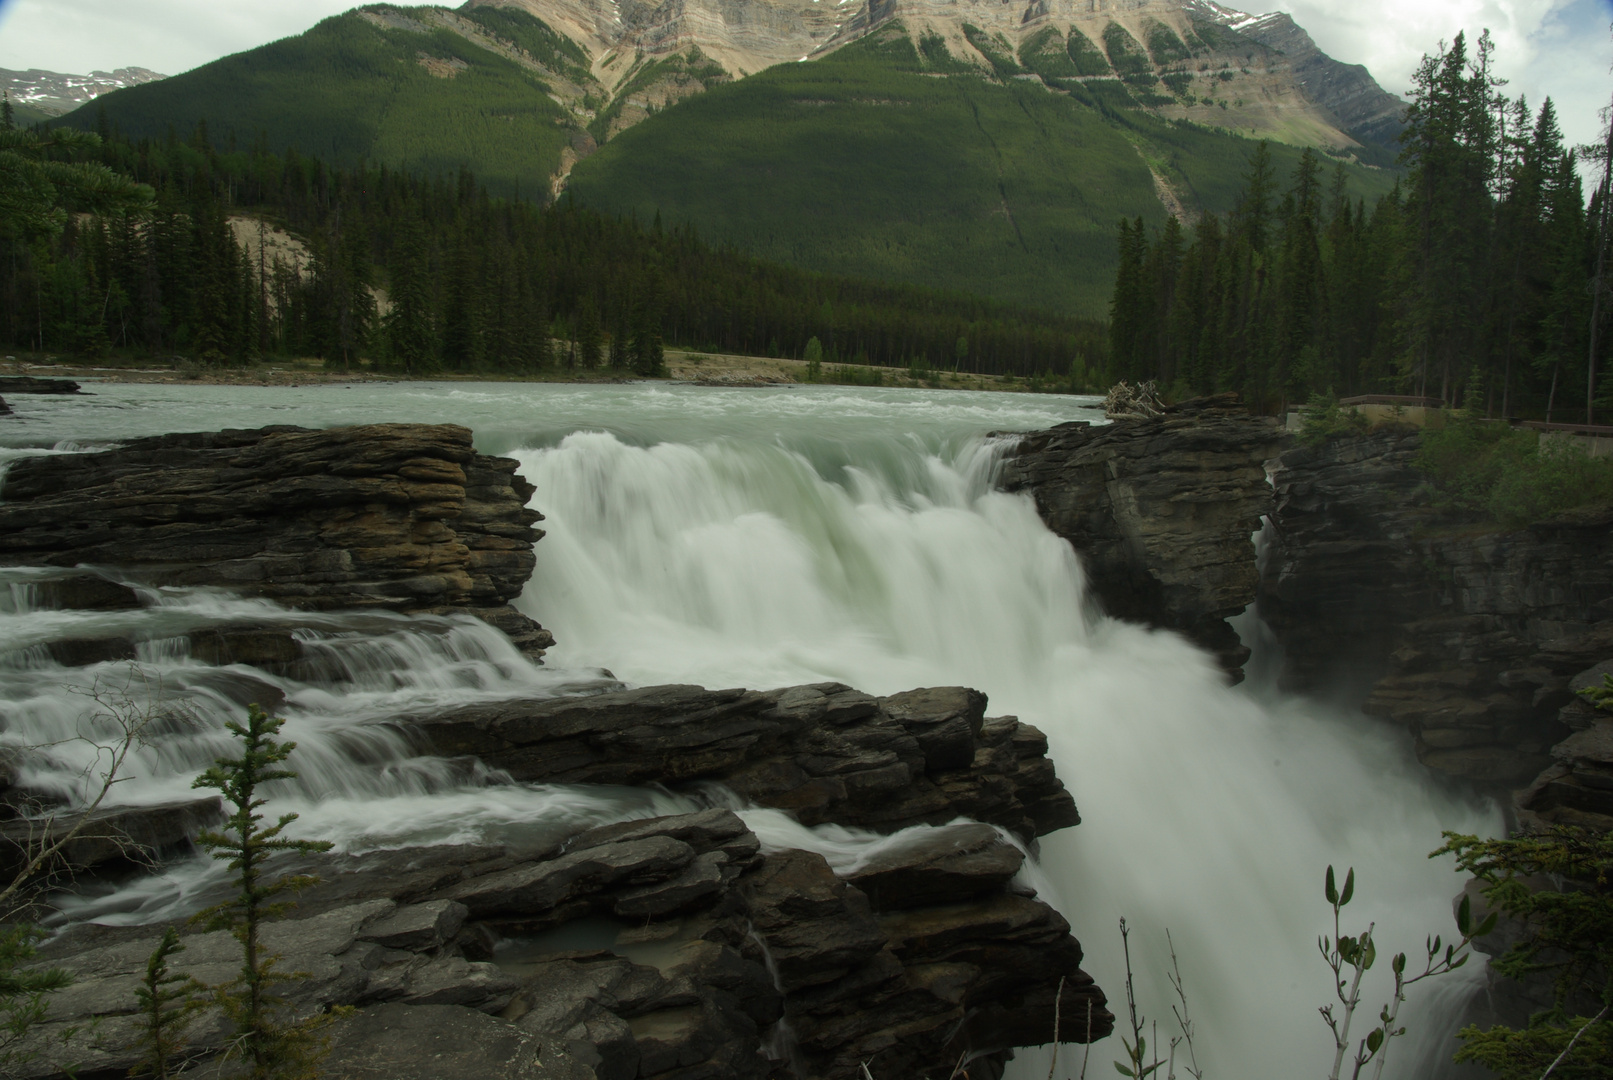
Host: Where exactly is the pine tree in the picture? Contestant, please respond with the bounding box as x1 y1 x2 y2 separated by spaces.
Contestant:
130 927 204 1079
192 704 335 1080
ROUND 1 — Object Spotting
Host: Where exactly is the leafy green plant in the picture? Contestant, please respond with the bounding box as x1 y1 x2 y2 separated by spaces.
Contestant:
1579 674 1613 711
1318 865 1492 1080
130 926 205 1079
192 703 335 1080
1415 416 1613 526
1437 828 1613 1078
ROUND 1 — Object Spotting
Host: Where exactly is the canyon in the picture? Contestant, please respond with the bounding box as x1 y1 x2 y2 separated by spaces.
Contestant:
5 386 1593 1077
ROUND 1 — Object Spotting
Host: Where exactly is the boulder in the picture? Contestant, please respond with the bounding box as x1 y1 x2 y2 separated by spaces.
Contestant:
1000 395 1284 680
846 823 1025 911
29 573 142 611
0 796 224 881
0 424 554 657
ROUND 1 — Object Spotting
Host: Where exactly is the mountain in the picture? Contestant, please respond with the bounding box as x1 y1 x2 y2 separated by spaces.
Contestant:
61 0 1405 313
2 66 166 123
1187 2 1407 151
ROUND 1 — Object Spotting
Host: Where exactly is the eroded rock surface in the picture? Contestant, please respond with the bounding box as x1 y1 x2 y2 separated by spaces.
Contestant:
0 423 553 656
23 811 1110 1080
410 683 1078 840
1262 430 1613 785
1000 394 1284 680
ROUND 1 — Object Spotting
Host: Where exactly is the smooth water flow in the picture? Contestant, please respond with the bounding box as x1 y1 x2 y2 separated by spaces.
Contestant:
0 382 1501 1077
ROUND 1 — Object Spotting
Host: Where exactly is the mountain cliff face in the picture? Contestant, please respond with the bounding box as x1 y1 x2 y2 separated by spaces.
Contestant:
1187 3 1407 149
65 0 1404 313
459 0 1405 159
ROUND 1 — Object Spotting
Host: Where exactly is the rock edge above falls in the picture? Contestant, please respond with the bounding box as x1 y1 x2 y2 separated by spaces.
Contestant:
0 422 554 656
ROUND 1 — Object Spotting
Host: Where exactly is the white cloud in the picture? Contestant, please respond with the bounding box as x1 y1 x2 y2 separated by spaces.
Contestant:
0 0 360 76
1278 0 1611 151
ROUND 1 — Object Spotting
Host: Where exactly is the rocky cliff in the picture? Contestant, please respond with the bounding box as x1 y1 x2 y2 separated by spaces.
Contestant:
23 808 1110 1080
1262 430 1613 787
999 395 1285 680
0 423 554 656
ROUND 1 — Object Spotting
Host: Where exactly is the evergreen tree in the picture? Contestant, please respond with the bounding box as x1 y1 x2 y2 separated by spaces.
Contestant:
192 704 335 1080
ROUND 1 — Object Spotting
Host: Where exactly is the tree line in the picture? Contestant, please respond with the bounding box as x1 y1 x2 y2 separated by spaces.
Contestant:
0 107 1106 379
1109 31 1610 423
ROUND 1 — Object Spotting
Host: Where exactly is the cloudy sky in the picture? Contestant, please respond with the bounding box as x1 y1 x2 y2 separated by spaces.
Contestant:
0 0 1608 148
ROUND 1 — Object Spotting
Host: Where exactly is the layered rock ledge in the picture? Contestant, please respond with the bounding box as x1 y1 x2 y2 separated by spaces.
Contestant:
999 395 1284 679
1262 430 1613 787
25 810 1112 1080
0 423 553 656
409 683 1078 841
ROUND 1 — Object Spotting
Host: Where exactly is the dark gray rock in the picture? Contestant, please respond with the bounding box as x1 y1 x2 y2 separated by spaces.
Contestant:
1000 394 1284 680
29 574 141 611
441 836 695 921
0 796 224 881
1262 429 1613 785
413 683 1077 841
360 899 470 952
44 637 136 667
321 1002 583 1080
846 823 1025 911
0 376 82 394
0 424 554 657
187 626 303 671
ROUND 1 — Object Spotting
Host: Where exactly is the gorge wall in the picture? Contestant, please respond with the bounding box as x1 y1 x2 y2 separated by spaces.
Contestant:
1004 407 1613 825
1000 394 1285 681
1259 429 1613 814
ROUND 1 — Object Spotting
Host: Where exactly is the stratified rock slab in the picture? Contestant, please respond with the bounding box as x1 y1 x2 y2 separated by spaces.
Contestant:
0 423 553 655
410 682 1077 840
22 810 1110 1080
1000 394 1284 679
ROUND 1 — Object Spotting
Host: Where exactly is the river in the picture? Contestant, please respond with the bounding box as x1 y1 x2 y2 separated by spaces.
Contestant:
0 380 1501 1078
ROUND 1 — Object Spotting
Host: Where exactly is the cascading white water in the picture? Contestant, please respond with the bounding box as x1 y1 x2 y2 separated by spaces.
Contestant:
2 381 1503 1076
511 424 1502 1079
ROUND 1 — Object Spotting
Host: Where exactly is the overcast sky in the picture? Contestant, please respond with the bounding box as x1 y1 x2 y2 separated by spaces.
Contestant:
0 0 1608 149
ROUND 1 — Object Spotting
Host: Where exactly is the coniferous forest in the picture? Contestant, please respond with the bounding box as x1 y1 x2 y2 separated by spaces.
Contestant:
0 106 1106 380
1108 32 1611 423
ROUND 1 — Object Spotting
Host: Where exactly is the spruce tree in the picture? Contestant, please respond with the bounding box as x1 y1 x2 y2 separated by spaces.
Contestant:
192 704 334 1080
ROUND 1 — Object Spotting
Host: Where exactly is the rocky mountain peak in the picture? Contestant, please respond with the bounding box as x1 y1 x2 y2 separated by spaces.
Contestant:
0 66 167 117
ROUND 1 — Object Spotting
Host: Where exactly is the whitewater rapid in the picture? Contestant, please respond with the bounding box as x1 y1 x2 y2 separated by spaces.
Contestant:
510 423 1500 1079
0 382 1501 1078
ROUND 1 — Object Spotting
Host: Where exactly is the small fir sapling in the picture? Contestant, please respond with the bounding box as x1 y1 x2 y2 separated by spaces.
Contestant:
191 703 335 1080
130 926 205 1079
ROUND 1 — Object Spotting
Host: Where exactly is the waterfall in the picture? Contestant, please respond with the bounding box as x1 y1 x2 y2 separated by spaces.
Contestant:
0 382 1503 1076
513 425 1501 1079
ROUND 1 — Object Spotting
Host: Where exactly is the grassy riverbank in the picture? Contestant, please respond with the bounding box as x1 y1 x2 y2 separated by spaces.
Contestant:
0 350 1084 395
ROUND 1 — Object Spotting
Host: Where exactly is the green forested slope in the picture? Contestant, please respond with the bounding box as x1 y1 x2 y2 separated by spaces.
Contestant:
60 6 577 197
566 28 1396 316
